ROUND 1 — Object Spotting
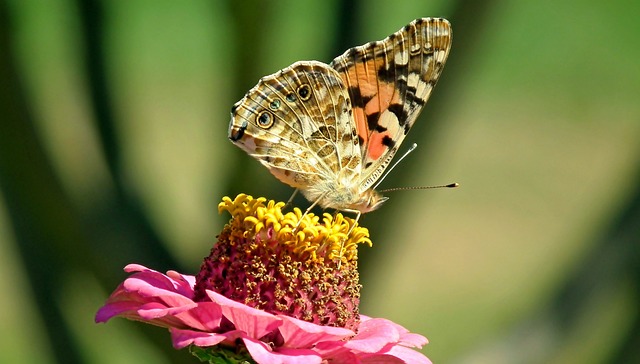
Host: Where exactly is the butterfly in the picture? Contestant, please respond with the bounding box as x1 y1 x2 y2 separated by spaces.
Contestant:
228 18 452 222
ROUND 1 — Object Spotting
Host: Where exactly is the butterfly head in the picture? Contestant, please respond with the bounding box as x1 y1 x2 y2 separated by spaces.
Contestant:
304 185 388 215
360 189 389 212
351 189 389 214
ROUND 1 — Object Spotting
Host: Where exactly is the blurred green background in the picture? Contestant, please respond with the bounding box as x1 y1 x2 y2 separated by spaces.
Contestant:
1 0 639 363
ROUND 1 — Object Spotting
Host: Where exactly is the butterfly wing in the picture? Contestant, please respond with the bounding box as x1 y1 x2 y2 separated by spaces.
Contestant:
229 61 361 200
330 18 452 191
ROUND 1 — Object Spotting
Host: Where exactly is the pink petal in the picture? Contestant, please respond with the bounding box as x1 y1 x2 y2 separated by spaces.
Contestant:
123 276 195 308
321 350 359 364
173 302 222 331
360 315 428 348
124 265 192 295
170 328 227 349
360 355 405 364
344 318 400 353
363 345 432 364
123 263 149 273
96 265 222 331
206 290 281 339
278 315 354 348
96 300 142 323
243 337 323 364
166 270 197 296
136 301 222 331
136 301 197 319
398 332 428 348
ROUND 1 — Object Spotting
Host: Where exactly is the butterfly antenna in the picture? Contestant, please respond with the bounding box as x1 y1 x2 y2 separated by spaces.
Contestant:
373 143 418 190
378 183 459 193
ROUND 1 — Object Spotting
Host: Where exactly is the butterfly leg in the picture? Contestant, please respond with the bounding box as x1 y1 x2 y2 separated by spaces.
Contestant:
294 192 328 232
285 189 299 209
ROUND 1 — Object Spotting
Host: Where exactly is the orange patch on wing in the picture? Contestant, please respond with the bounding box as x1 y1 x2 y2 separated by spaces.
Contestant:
364 82 396 116
363 68 379 95
343 59 405 147
367 131 391 160
347 62 378 97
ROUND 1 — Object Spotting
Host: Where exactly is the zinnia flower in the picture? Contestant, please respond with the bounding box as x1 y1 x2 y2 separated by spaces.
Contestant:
96 194 431 363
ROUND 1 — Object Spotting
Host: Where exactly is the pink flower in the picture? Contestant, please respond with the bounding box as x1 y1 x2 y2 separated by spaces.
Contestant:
96 195 431 363
96 264 430 363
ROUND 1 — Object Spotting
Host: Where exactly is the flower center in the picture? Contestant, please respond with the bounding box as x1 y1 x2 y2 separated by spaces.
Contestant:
193 194 372 330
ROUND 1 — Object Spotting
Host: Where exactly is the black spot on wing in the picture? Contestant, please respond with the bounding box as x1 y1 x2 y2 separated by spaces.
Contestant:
382 135 396 148
348 86 374 108
403 123 411 135
377 60 409 84
387 103 408 126
377 63 396 84
229 120 247 141
405 85 426 106
366 112 380 131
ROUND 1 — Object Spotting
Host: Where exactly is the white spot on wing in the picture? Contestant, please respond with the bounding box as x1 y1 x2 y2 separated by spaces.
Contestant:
407 72 420 89
378 109 400 131
299 115 319 138
416 79 432 97
394 50 409 65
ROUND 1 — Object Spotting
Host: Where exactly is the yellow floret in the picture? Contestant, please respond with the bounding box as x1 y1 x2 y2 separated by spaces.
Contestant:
218 194 372 263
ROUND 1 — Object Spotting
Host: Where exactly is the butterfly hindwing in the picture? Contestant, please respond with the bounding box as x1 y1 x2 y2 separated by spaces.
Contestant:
330 18 452 191
229 61 361 191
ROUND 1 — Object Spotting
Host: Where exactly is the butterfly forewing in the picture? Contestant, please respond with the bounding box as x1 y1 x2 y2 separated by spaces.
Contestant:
330 18 452 192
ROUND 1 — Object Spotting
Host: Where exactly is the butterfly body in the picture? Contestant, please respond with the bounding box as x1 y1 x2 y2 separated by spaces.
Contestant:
229 18 452 214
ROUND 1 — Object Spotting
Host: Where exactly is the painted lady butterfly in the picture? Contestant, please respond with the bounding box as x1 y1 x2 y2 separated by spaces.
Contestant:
229 18 452 221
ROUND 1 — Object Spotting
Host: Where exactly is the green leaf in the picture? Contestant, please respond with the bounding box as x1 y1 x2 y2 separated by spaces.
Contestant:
189 345 256 364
